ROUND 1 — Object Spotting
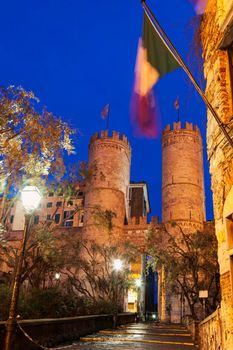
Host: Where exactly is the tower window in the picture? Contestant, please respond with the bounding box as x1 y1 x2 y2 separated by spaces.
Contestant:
64 211 74 220
64 221 73 227
34 215 39 225
10 215 14 224
55 213 60 224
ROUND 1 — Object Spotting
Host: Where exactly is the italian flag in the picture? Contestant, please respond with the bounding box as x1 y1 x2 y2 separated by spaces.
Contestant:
131 12 179 138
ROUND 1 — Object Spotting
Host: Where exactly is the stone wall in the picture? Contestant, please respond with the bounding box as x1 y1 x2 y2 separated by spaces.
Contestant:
200 0 233 349
199 309 222 350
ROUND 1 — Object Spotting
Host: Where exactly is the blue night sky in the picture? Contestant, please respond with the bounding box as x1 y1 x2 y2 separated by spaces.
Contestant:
0 0 213 221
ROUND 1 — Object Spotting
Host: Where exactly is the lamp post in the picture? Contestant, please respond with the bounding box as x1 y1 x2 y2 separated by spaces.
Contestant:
4 186 41 350
112 258 123 329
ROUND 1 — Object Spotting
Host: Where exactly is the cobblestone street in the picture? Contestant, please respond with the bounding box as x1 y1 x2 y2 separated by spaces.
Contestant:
56 323 197 350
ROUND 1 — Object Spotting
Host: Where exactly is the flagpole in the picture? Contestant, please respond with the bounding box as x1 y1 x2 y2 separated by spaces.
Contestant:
141 0 233 150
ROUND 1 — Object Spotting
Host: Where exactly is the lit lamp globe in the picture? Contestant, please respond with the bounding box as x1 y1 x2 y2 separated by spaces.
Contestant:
21 186 42 213
135 279 142 288
55 273 61 280
113 259 123 271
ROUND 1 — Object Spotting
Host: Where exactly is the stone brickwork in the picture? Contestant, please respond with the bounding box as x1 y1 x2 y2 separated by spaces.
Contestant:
83 130 131 243
123 216 159 250
199 310 222 350
201 0 233 349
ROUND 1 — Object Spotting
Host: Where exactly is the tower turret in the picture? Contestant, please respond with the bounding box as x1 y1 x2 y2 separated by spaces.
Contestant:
83 130 131 243
159 121 206 323
162 121 205 232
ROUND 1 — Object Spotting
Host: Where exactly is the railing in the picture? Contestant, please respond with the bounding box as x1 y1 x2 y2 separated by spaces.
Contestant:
0 313 136 350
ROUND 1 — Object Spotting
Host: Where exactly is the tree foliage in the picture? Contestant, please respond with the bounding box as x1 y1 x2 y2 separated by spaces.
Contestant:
147 222 220 320
0 199 138 317
61 239 138 306
0 85 75 222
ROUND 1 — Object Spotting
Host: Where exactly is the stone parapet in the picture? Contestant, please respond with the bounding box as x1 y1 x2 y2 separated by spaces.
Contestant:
199 309 222 350
123 216 160 250
89 130 131 158
0 313 136 350
162 121 200 134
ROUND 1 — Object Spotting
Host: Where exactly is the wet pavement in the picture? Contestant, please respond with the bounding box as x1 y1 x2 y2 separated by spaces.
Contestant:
56 322 197 350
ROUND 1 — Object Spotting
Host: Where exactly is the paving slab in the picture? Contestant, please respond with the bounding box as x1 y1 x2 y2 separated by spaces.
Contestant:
55 322 197 350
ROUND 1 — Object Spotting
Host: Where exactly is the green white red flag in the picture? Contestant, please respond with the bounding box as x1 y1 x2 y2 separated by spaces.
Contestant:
131 12 179 138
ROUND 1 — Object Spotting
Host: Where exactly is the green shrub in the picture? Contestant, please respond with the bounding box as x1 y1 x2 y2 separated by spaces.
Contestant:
0 284 121 320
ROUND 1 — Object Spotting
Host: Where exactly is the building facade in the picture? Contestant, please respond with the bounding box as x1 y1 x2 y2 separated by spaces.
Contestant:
200 1 233 349
5 125 207 320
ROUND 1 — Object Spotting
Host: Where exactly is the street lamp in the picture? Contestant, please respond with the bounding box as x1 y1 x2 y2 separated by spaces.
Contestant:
4 186 42 350
55 272 61 280
112 258 123 328
113 258 123 271
55 272 61 287
135 278 142 288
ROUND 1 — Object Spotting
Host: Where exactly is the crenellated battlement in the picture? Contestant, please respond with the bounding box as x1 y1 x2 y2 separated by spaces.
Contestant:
90 130 131 147
163 121 200 135
126 215 159 227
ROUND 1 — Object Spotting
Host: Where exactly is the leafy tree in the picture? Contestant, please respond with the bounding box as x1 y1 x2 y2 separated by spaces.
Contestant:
0 194 137 314
0 220 65 290
0 85 75 223
147 222 220 320
61 239 138 310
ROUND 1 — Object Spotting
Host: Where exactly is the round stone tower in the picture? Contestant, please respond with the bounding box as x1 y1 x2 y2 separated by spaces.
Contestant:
83 130 131 243
162 121 206 232
159 121 206 324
